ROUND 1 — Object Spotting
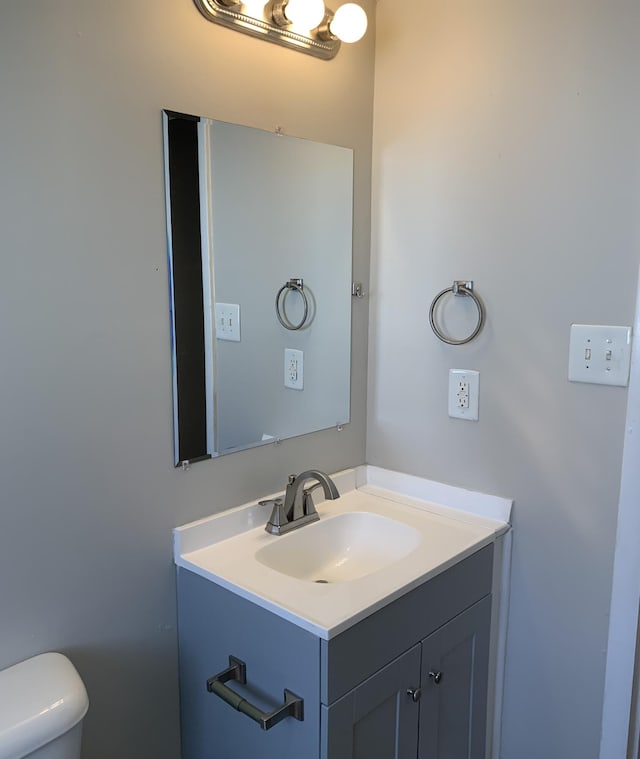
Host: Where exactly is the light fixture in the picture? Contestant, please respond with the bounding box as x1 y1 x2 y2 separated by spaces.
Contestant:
193 0 368 60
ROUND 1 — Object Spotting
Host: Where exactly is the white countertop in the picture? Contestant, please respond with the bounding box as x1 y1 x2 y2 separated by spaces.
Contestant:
174 466 512 639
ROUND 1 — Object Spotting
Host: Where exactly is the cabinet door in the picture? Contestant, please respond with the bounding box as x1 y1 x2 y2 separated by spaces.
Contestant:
322 644 421 759
419 596 491 759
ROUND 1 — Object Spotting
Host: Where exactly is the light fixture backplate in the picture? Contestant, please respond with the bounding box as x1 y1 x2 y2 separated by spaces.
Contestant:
193 0 341 60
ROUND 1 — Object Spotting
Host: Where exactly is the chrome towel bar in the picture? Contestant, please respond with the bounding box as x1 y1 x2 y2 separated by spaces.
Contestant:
207 656 304 731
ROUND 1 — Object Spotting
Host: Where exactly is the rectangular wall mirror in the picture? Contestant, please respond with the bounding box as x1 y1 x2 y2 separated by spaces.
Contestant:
163 112 353 465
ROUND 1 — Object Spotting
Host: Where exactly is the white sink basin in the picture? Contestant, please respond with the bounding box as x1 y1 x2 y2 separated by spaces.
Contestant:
174 466 512 638
254 511 421 583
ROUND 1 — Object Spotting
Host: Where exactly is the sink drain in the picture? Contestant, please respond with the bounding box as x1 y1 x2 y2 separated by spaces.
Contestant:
314 579 330 584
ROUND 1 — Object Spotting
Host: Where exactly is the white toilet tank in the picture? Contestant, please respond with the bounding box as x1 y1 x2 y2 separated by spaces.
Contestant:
0 652 89 759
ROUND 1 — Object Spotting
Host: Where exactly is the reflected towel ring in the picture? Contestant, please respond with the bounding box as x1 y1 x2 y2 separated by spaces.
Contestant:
276 278 310 331
429 280 485 345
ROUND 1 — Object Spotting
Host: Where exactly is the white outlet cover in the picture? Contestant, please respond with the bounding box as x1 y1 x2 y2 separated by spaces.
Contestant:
284 348 303 390
568 324 632 387
448 369 479 421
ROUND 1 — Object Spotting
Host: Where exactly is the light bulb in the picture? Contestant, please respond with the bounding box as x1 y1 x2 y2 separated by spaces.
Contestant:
284 0 326 30
330 2 367 43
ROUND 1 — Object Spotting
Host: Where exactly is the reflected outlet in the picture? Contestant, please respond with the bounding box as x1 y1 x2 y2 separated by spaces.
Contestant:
285 349 303 390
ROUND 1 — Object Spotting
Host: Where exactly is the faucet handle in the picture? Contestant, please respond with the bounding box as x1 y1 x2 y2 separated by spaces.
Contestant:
261 497 289 534
259 497 282 509
301 486 321 517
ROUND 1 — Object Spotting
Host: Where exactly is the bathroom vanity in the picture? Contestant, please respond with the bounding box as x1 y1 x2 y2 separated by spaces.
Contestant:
174 467 512 759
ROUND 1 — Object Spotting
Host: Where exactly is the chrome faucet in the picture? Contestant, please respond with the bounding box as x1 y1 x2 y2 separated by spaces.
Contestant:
262 470 340 535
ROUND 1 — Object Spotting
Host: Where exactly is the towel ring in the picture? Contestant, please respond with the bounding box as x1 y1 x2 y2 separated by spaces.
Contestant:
429 280 485 345
276 278 309 331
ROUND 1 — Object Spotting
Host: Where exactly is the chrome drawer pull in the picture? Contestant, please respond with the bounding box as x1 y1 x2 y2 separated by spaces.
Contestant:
206 656 304 731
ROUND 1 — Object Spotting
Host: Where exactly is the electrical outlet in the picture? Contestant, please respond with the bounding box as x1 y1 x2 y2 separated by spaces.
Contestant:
284 348 303 390
456 380 470 409
214 303 240 342
448 370 479 420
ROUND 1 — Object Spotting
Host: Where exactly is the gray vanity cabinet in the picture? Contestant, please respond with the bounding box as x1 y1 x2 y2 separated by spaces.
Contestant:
177 544 493 759
419 596 491 759
177 571 322 759
321 645 422 758
321 597 491 759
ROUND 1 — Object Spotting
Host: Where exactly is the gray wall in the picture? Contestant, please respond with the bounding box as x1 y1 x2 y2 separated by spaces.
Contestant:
369 1 639 757
0 2 374 757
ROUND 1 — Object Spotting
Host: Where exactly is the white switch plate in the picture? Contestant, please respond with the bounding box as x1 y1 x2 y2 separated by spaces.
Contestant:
568 324 632 386
214 303 240 342
284 348 303 390
448 369 479 420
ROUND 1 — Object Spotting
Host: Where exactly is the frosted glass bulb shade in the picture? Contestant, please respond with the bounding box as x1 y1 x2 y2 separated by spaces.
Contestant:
284 0 326 29
330 3 367 43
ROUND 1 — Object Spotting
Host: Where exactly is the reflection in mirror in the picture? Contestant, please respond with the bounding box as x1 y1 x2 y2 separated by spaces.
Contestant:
163 112 353 465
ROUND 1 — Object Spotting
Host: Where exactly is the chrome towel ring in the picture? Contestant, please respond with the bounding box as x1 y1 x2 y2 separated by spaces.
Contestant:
276 278 310 331
429 280 485 345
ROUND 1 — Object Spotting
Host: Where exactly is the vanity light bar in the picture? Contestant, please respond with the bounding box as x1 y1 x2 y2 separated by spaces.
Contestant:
193 0 367 61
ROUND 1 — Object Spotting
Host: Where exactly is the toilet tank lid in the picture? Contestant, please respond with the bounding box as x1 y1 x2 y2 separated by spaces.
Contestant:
0 652 89 759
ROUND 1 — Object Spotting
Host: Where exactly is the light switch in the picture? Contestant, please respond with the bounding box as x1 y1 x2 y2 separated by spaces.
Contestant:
568 324 632 386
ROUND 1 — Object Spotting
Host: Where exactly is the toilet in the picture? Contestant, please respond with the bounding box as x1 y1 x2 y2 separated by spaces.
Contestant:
0 652 89 759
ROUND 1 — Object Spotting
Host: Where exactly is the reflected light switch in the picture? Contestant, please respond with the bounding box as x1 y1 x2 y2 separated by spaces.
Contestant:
215 303 240 342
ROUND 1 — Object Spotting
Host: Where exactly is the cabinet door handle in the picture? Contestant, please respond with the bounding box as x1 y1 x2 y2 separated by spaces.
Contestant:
207 656 304 731
406 687 422 702
428 670 443 685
